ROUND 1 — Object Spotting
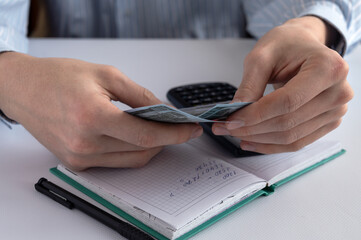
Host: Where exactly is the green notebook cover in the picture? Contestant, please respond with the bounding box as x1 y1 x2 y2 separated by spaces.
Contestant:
50 149 345 240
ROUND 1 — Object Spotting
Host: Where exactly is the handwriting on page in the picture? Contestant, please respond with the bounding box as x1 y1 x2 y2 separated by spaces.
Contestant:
177 160 237 189
86 144 247 215
153 155 244 215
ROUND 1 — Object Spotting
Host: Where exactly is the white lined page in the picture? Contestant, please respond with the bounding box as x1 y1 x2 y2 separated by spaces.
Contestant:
222 140 342 185
187 136 341 186
58 142 265 238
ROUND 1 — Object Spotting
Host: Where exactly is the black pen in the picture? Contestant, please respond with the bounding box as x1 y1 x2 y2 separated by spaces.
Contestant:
35 178 153 240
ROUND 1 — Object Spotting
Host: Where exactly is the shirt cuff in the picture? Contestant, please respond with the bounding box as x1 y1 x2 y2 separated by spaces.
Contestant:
0 110 17 129
0 27 29 54
298 2 348 56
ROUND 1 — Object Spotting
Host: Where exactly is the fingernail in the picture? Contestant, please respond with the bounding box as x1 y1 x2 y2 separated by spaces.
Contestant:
241 141 256 151
191 127 203 139
213 126 231 135
226 120 245 130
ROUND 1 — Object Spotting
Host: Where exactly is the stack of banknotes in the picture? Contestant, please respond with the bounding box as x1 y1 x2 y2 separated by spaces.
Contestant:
125 102 251 123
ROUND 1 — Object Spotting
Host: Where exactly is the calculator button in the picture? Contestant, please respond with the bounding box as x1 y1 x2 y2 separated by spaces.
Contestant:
191 99 201 105
183 95 194 100
199 93 210 98
226 94 234 100
175 87 185 92
179 91 190 96
216 96 225 101
202 98 213 103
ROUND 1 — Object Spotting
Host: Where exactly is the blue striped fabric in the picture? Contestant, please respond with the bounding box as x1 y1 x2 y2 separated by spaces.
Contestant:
0 0 29 53
1 0 361 54
243 0 361 54
44 0 247 38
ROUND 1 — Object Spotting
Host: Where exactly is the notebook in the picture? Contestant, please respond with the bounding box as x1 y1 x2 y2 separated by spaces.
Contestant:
51 135 345 240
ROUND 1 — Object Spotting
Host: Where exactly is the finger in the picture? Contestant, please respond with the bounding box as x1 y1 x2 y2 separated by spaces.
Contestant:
238 105 347 144
229 80 353 136
99 135 146 152
72 96 204 149
212 48 276 135
64 134 147 157
88 147 163 168
233 48 275 102
97 65 161 107
228 51 348 128
240 120 342 154
100 103 203 148
64 147 163 170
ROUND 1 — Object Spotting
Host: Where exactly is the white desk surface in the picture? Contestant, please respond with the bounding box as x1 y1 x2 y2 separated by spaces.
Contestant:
1 39 360 240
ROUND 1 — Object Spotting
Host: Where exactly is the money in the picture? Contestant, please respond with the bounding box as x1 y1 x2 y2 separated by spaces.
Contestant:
125 102 251 123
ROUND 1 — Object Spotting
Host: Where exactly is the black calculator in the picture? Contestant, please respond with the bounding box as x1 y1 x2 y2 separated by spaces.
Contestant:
167 82 259 157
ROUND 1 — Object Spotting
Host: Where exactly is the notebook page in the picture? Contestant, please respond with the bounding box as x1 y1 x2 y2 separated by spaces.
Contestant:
187 136 341 186
222 140 342 185
58 142 266 237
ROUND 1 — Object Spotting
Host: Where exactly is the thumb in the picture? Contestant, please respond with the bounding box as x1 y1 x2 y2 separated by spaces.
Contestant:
233 51 274 103
99 66 161 108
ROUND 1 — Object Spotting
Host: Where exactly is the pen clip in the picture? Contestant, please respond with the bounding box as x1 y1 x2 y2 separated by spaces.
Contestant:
35 178 74 209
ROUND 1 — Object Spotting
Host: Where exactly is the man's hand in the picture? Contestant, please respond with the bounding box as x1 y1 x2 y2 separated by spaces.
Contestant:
212 16 353 154
0 52 203 170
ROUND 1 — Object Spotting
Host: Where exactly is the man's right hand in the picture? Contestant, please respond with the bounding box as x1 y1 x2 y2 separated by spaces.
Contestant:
0 52 203 170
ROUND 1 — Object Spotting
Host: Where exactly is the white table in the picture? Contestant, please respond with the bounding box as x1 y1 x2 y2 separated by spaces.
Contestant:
1 39 360 240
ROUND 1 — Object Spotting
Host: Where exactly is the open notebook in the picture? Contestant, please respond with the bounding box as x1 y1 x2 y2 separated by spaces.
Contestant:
51 136 344 240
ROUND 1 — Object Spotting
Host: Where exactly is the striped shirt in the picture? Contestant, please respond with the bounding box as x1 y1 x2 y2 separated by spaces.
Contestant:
1 0 361 55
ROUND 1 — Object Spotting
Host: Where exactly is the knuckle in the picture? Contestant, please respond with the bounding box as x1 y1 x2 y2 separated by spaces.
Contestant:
141 87 157 103
277 116 297 131
282 90 303 113
339 105 348 117
174 132 186 145
254 108 266 124
244 106 266 125
237 127 252 136
99 65 121 79
175 125 197 143
132 157 151 168
316 51 349 81
332 119 342 129
237 81 258 102
244 48 270 68
329 52 349 79
335 82 354 105
288 140 306 152
66 137 99 155
63 156 87 171
282 129 300 145
130 150 157 168
71 106 98 132
135 131 156 148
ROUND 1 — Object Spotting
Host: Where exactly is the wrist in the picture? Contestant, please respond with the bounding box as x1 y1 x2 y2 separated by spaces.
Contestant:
0 52 34 122
283 16 335 46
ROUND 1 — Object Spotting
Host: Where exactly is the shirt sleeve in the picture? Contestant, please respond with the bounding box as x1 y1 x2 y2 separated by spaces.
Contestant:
243 0 361 55
0 0 29 128
0 0 30 53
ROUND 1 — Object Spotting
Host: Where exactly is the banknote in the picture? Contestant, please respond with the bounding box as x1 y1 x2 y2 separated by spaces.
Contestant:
125 102 251 123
